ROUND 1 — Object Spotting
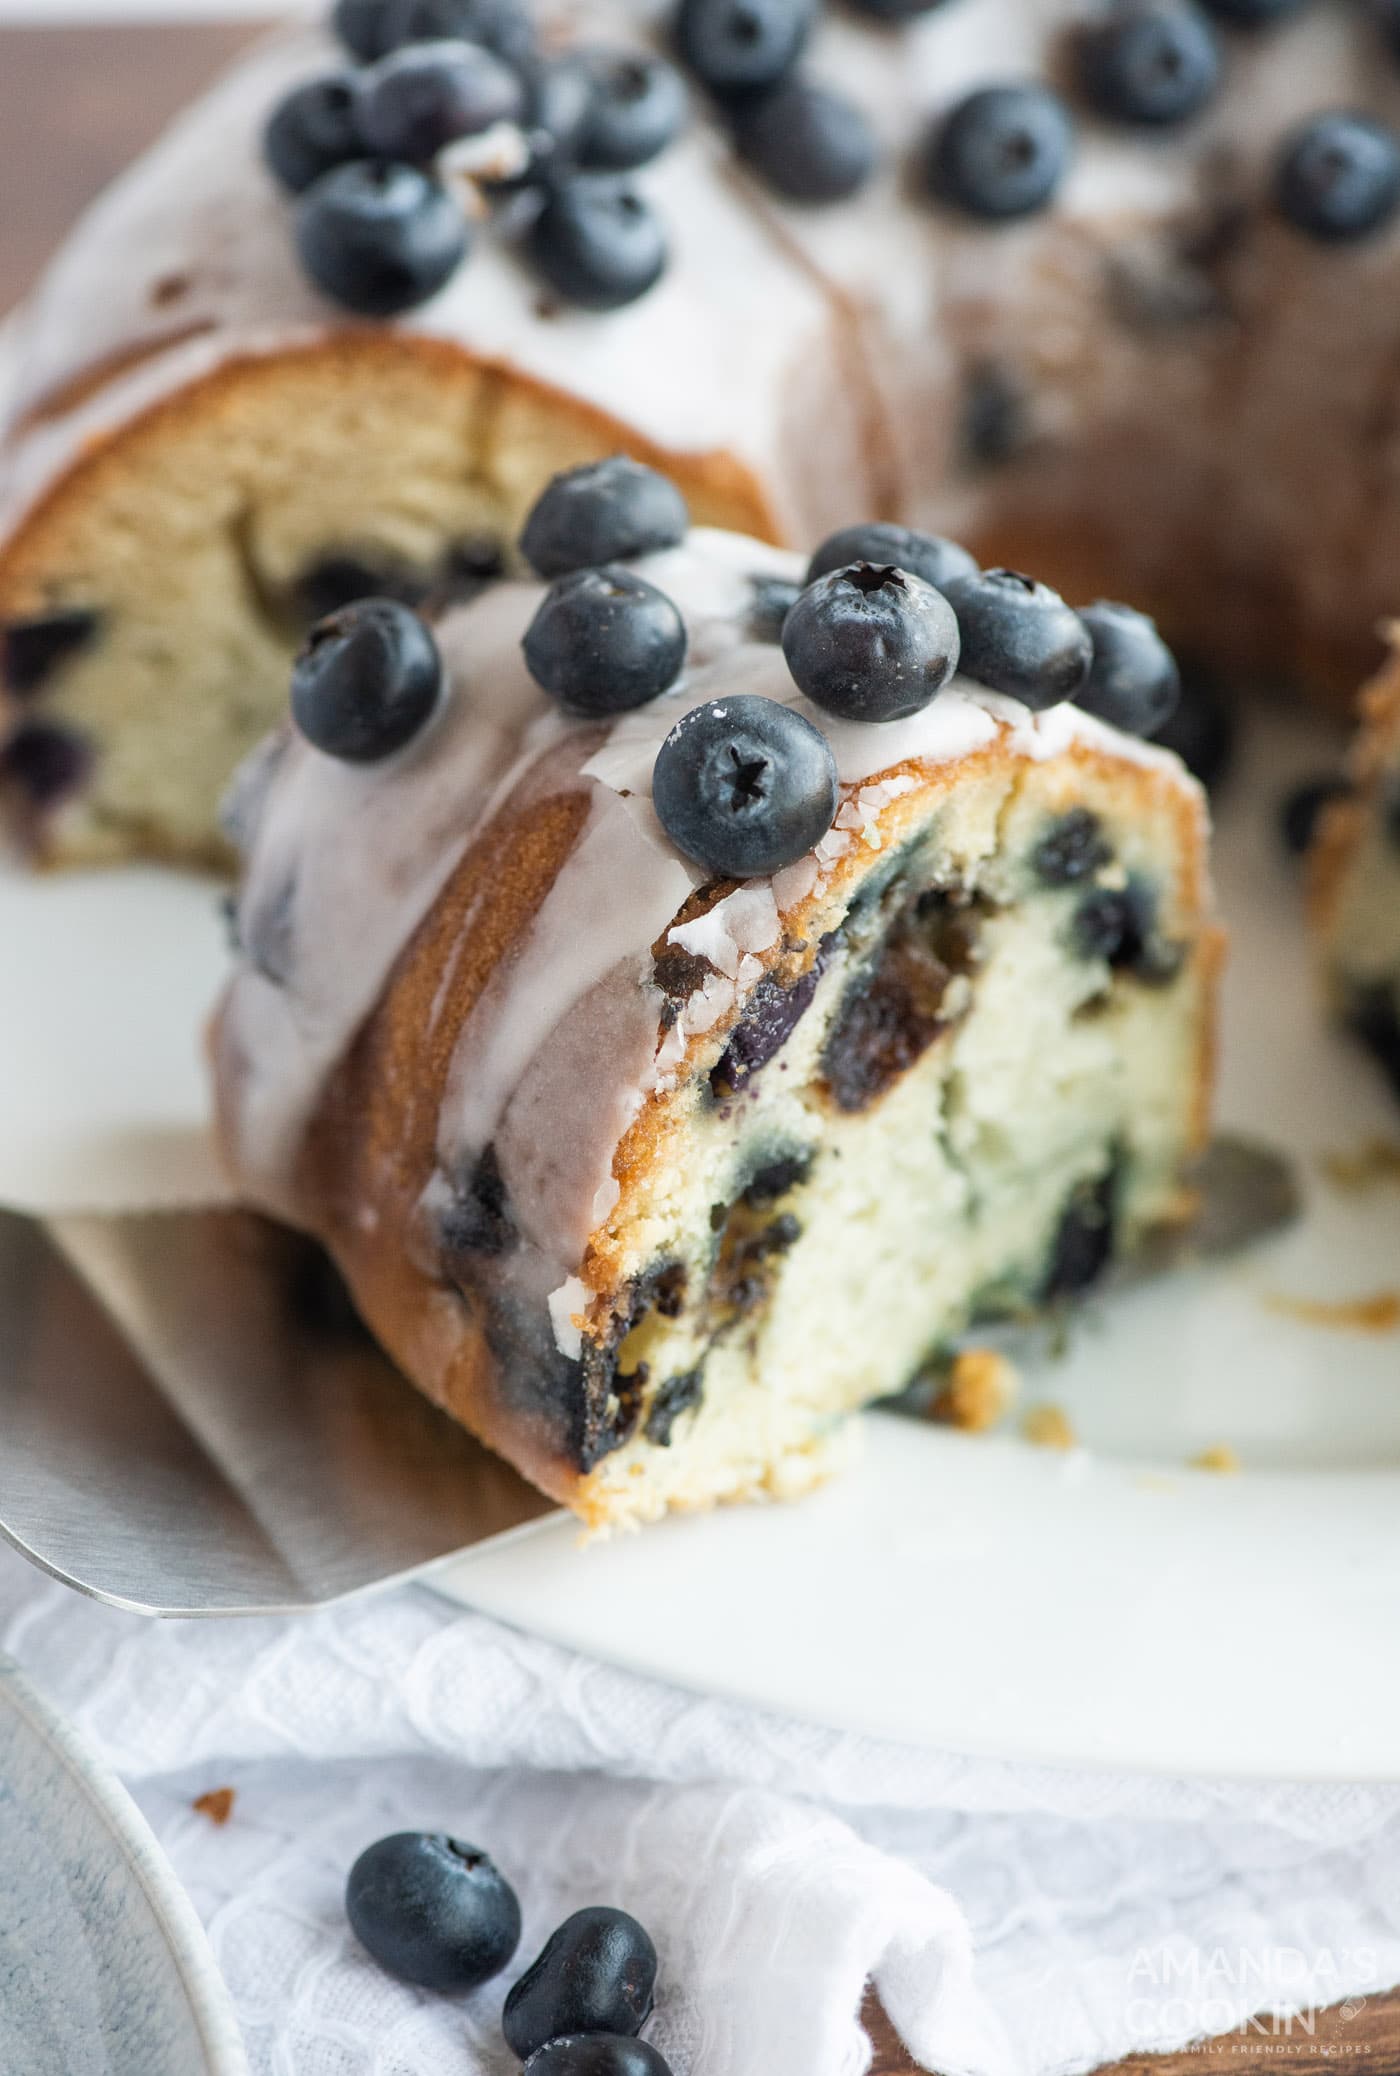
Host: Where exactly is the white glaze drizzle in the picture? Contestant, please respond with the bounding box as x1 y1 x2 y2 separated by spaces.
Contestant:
0 1 1387 540
0 19 853 539
217 526 1192 1335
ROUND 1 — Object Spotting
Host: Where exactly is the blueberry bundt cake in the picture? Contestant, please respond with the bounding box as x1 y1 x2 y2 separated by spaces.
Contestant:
9 0 1400 863
213 477 1218 1526
1309 646 1400 1104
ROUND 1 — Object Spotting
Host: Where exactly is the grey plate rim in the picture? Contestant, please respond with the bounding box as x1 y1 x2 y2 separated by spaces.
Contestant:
0 1651 248 2076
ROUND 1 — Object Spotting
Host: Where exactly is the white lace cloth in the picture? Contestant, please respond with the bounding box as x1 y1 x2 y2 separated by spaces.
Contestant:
2 1547 1398 2076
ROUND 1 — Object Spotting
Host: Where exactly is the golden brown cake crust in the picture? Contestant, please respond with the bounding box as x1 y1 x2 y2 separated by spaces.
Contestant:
0 333 778 611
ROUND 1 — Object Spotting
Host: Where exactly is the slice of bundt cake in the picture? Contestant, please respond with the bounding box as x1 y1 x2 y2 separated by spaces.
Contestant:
9 0 1400 866
1310 645 1400 1103
213 470 1219 1528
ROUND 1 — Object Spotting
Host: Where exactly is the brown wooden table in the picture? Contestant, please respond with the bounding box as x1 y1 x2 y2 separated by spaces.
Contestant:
4 23 1400 2074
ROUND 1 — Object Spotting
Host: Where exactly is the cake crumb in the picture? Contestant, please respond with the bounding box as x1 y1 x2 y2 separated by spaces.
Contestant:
193 1787 236 1827
1320 1138 1400 1193
1021 1402 1077 1451
1264 1289 1400 1333
1189 1443 1240 1474
931 1347 1019 1432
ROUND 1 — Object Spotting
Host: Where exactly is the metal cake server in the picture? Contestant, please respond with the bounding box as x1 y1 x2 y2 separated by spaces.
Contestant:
0 1206 553 1616
0 1135 1296 1618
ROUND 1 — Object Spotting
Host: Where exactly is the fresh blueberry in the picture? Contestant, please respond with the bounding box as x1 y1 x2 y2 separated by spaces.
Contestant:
337 0 535 69
346 1832 521 1991
674 0 815 99
1274 112 1400 243
1201 0 1304 22
0 722 94 808
291 597 443 760
942 568 1091 709
522 566 686 713
457 0 538 70
652 694 838 877
528 177 667 309
295 160 468 315
2 607 101 695
504 1908 658 2062
782 563 960 722
925 84 1073 220
1076 3 1221 127
748 573 802 641
518 53 598 167
1151 659 1234 788
805 523 977 594
1075 601 1181 737
572 49 688 171
264 73 365 195
357 39 523 160
520 458 688 578
523 2038 675 2076
731 75 876 201
332 0 394 59
1280 774 1349 856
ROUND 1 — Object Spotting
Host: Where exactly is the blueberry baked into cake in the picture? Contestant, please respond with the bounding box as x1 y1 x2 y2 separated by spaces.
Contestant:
8 0 1400 863
1309 650 1400 1103
214 467 1218 1526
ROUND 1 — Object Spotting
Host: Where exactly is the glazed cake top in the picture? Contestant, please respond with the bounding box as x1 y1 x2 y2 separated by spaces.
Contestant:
215 521 1193 1361
2 0 1396 543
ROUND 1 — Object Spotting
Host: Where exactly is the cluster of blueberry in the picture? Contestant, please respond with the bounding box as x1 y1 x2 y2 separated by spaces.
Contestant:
346 1830 668 2073
518 458 1179 878
289 455 1181 888
923 0 1400 240
673 0 876 202
264 0 1400 321
676 0 1400 239
264 0 688 314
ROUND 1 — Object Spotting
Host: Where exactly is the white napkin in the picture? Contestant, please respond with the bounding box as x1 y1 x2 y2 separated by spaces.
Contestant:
2 1547 1398 2076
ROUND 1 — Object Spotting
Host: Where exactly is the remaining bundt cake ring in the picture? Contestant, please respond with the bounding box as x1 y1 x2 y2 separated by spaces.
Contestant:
9 0 1400 864
215 468 1218 1528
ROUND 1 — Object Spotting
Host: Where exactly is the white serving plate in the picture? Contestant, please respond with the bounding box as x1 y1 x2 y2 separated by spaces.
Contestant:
436 701 1400 1780
0 1653 246 2075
